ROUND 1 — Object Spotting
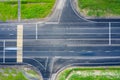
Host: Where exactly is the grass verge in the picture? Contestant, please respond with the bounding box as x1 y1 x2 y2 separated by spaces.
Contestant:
57 66 120 80
0 0 55 21
0 66 42 80
78 0 120 17
0 67 27 80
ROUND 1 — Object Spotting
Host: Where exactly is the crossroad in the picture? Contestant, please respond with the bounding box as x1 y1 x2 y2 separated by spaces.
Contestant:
0 0 120 79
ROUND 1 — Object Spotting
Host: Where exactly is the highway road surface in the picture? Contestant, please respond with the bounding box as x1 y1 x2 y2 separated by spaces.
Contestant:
0 0 120 80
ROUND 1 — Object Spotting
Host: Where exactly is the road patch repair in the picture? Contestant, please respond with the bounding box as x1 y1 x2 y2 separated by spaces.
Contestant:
56 66 120 80
17 25 23 63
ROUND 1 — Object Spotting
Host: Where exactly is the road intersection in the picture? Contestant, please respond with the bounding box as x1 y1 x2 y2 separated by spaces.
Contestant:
0 0 120 80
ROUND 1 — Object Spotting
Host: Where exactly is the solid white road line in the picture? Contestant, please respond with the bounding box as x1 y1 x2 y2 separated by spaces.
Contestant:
36 24 38 40
3 40 5 63
45 22 59 24
109 22 111 45
67 44 120 47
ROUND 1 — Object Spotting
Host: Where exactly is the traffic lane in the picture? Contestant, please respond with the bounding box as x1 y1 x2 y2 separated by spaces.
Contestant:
66 29 109 33
5 41 16 47
0 25 17 30
37 28 65 35
4 58 16 63
23 45 120 52
112 40 120 44
66 34 109 39
36 24 119 34
112 34 120 38
0 35 16 39
23 50 120 57
0 41 3 47
0 25 17 39
23 51 83 57
59 22 109 28
37 28 109 33
111 23 120 27
5 51 16 58
24 39 110 45
112 28 120 33
0 52 3 60
53 58 120 73
23 39 120 51
59 0 86 22
38 34 109 39
67 39 109 44
23 24 36 39
23 46 66 51
23 40 66 47
23 22 119 39
0 42 3 60
23 35 35 39
89 19 120 22
68 46 120 51
23 26 36 34
23 39 110 47
38 22 108 28
0 58 3 63
0 47 3 51
23 33 110 39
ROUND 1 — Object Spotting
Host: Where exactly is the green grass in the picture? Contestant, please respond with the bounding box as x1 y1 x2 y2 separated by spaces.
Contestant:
0 67 41 80
0 0 55 21
78 0 120 17
0 68 28 80
57 67 120 80
26 69 38 75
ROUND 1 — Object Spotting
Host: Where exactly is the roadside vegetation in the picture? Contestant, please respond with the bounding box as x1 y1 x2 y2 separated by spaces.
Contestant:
0 0 55 21
78 0 120 17
0 66 42 80
57 67 120 80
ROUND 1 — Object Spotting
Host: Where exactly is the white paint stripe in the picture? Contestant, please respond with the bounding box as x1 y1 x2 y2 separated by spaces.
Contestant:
0 38 120 42
57 27 109 29
45 22 59 24
5 47 18 50
0 22 120 25
54 56 120 59
66 38 120 40
0 40 16 42
45 57 49 71
3 40 5 63
22 38 120 41
67 33 108 34
36 24 38 40
67 44 120 47
109 22 111 45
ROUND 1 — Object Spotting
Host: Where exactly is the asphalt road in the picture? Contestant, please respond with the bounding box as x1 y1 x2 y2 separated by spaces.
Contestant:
0 0 120 79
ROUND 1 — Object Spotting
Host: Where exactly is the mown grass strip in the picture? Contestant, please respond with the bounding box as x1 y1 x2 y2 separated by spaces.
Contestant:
0 0 55 21
0 68 28 80
78 0 120 17
57 67 120 80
